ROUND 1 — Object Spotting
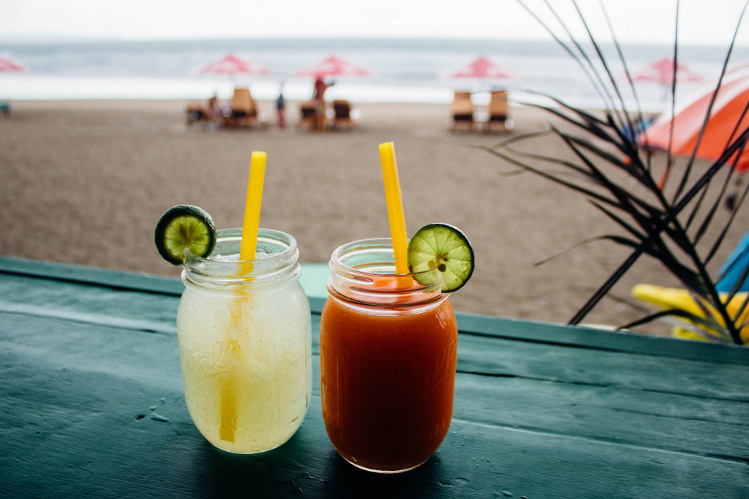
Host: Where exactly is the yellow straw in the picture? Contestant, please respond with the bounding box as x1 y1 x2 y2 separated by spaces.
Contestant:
219 151 266 443
240 151 267 265
379 142 409 275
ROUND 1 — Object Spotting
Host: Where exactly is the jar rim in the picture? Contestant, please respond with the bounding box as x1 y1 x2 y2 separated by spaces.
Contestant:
329 237 433 276
328 238 445 306
183 228 300 286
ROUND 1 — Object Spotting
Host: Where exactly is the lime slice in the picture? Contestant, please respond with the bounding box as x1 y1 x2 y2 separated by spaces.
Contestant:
154 205 216 265
407 223 474 292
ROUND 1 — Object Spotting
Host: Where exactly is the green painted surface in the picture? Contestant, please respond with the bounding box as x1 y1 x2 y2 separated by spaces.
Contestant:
299 262 330 298
1 256 747 498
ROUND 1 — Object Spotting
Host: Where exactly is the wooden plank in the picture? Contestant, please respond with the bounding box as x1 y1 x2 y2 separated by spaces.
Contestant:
457 334 749 402
0 255 183 296
0 255 331 301
3 310 747 464
0 272 180 335
1 313 747 498
0 257 327 335
453 374 749 461
456 312 749 365
5 256 747 363
2 262 747 401
2 257 748 497
6 256 748 362
3 267 746 405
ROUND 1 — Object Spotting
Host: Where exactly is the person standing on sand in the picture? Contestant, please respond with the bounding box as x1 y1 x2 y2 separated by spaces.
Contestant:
313 77 329 100
312 76 334 131
207 93 222 120
276 84 286 129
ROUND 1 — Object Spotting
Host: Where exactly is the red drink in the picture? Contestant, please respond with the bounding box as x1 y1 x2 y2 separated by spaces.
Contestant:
320 239 458 473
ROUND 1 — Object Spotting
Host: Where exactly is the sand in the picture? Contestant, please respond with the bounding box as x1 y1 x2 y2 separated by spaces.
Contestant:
1 98 746 335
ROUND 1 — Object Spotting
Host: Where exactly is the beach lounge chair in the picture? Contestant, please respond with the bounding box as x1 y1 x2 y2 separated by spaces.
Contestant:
223 88 257 128
451 91 474 131
331 100 355 129
185 102 208 125
298 100 320 130
486 90 511 132
185 98 221 128
716 231 749 293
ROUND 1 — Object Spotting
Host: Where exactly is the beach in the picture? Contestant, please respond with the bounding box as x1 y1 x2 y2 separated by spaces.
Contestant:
1 98 746 335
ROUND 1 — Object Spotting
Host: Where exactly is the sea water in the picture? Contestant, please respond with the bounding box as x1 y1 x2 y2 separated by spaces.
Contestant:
0 37 742 112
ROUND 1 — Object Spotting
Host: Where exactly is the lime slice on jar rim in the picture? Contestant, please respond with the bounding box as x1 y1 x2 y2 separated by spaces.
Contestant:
154 205 217 265
407 223 475 292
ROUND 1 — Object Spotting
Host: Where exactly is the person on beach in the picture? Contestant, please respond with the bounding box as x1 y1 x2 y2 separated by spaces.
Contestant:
207 93 221 120
276 84 286 129
314 77 328 98
312 76 334 131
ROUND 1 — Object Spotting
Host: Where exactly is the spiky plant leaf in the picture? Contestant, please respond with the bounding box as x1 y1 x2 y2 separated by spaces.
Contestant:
491 1 749 344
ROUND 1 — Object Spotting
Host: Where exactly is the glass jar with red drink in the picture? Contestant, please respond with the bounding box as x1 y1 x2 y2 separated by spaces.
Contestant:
320 238 458 473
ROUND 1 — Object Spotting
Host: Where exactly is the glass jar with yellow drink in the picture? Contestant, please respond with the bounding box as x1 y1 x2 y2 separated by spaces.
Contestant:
176 228 312 454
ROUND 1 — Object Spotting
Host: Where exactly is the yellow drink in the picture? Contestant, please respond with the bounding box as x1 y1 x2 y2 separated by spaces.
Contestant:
176 229 312 453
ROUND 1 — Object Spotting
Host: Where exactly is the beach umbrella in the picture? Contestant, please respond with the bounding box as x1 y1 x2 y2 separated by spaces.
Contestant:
640 68 749 171
192 53 271 77
294 55 372 78
631 58 704 86
447 56 520 96
0 55 27 73
449 56 519 81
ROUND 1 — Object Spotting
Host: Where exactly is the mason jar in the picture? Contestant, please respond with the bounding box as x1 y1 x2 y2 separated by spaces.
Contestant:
319 238 458 473
176 228 312 454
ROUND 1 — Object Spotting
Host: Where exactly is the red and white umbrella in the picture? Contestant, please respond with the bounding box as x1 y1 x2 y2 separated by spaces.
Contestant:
449 56 519 80
631 58 704 86
641 68 749 172
0 55 27 73
294 55 372 78
193 53 271 77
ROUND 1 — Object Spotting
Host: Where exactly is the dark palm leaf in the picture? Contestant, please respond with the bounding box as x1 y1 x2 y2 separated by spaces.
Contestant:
491 1 749 344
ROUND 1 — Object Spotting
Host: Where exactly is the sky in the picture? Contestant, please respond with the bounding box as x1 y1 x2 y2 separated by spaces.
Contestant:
2 0 749 47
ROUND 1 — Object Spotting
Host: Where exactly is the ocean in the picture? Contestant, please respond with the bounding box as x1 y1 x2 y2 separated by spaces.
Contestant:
0 37 745 112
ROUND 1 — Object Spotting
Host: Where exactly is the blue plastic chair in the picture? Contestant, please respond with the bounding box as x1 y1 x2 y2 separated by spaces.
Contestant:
716 231 749 292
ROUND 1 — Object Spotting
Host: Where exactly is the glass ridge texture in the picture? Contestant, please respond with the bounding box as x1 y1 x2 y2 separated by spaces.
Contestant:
176 228 312 454
320 238 458 473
